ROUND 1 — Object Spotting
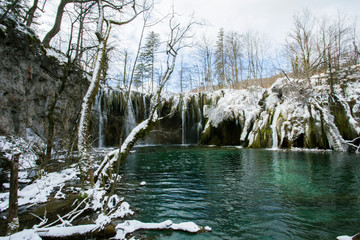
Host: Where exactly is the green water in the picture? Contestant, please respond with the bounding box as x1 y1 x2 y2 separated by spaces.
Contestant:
117 146 360 239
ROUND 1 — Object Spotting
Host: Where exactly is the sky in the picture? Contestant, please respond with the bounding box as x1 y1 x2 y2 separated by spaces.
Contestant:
162 0 360 46
33 0 360 91
35 0 360 61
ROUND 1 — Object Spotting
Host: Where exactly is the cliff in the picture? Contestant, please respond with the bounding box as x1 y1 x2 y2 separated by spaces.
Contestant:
96 66 360 152
0 14 88 149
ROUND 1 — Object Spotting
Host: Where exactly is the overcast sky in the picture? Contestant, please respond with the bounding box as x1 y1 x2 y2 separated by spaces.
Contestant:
35 0 360 91
156 0 360 46
37 0 360 54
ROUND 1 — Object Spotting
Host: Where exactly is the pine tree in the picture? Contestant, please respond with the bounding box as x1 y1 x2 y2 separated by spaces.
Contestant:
134 31 160 92
215 28 226 86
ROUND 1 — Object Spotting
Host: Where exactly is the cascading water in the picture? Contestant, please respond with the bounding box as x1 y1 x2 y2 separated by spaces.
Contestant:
271 106 281 149
97 91 105 148
143 95 147 119
196 97 203 143
182 96 187 145
125 92 137 137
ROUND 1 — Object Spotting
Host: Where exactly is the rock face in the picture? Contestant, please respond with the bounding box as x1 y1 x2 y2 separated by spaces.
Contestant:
200 66 360 151
94 90 206 146
0 14 88 148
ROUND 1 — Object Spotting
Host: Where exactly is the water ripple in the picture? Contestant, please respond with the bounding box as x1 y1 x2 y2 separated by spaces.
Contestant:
118 146 360 239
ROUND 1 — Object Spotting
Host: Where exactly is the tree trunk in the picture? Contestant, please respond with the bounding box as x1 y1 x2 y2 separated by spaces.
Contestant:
42 0 72 48
25 0 39 27
77 7 111 186
7 152 21 235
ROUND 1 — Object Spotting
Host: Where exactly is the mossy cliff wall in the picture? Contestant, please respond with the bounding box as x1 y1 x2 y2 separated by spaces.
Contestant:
96 66 360 152
200 67 360 151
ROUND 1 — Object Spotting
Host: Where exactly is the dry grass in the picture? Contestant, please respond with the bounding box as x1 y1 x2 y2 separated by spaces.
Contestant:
190 73 284 93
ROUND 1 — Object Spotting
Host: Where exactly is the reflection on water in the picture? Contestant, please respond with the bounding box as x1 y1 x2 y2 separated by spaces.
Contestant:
117 146 360 239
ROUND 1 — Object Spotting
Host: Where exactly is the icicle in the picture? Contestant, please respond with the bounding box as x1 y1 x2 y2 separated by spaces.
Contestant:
271 105 281 149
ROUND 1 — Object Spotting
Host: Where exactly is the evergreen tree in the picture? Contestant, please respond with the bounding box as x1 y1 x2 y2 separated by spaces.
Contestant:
214 28 226 85
134 31 160 92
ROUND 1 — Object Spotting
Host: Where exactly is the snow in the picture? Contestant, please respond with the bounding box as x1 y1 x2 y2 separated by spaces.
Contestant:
36 224 97 238
0 166 79 212
0 229 42 240
95 118 153 180
336 236 353 240
204 226 212 231
113 220 203 239
337 233 360 240
203 88 264 129
195 65 360 151
2 207 207 240
0 135 38 170
0 24 6 33
133 80 160 95
46 48 68 63
122 118 151 153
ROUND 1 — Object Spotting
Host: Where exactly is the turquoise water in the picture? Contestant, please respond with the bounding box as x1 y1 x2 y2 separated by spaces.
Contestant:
117 146 360 239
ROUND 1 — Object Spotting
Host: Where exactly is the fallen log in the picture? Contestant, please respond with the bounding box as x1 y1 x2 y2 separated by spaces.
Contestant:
1 220 211 240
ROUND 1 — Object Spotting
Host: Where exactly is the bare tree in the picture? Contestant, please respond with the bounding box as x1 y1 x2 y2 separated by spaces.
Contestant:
196 34 214 90
42 0 73 48
351 18 360 64
77 0 144 186
286 9 321 84
94 9 196 186
24 0 39 27
244 31 256 80
242 30 269 87
225 31 243 85
333 11 350 69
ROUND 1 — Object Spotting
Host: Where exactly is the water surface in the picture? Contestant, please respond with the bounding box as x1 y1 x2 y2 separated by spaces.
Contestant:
117 146 360 239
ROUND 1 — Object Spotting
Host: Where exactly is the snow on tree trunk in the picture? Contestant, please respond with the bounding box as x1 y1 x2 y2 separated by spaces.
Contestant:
77 2 111 185
94 109 159 184
95 43 179 184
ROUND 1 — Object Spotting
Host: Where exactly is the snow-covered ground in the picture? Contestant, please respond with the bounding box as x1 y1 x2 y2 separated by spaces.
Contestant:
0 133 210 239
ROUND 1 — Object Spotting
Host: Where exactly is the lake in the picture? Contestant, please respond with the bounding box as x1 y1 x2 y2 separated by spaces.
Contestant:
117 146 360 239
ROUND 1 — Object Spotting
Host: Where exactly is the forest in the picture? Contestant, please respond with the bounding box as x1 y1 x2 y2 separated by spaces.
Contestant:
0 0 360 239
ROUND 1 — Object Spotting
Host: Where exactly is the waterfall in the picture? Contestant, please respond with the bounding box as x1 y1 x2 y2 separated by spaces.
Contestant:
97 91 105 148
271 106 281 149
182 96 187 145
143 95 147 119
125 92 137 137
196 97 203 143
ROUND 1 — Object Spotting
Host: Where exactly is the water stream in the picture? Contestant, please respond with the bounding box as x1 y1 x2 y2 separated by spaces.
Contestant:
182 97 187 145
117 146 360 239
271 106 280 149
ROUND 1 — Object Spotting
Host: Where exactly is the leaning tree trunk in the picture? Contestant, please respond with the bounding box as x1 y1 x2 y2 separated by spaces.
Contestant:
77 3 110 186
42 0 73 48
94 54 177 186
24 0 39 27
